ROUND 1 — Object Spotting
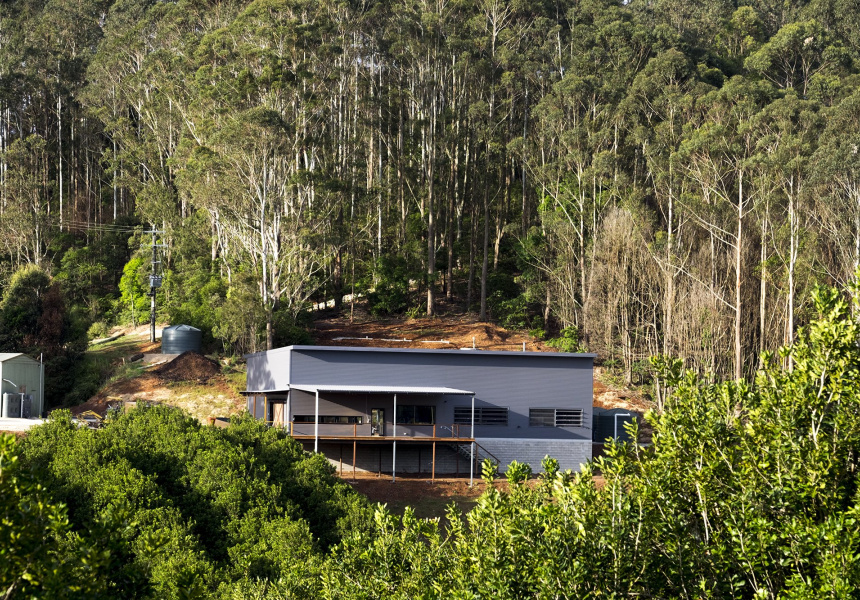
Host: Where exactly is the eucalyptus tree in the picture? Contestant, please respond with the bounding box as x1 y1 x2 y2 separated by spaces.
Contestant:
623 48 703 357
675 77 774 380
750 93 822 356
810 89 860 288
528 0 653 333
180 0 338 349
745 20 848 97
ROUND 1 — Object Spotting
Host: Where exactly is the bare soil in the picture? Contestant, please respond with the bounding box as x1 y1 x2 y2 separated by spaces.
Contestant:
313 310 551 352
154 352 220 383
345 475 543 518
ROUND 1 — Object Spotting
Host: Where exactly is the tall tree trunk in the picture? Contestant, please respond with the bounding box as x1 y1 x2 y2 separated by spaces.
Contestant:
735 171 744 380
480 171 490 321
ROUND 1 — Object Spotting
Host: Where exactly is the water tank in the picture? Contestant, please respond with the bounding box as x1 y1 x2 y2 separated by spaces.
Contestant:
2 393 20 418
593 408 637 444
161 324 202 354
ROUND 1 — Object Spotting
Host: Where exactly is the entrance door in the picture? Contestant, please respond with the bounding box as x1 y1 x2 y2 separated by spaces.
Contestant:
371 409 385 436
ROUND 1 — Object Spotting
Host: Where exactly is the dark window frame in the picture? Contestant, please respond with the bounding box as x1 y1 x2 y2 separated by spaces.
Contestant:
293 415 364 424
395 405 436 425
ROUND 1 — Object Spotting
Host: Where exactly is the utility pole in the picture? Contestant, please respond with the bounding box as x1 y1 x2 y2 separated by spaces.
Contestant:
146 228 164 343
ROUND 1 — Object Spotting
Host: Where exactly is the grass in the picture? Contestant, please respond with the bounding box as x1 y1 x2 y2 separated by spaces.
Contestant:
222 371 246 395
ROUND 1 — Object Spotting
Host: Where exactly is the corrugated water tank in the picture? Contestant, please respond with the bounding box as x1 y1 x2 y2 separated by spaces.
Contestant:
2 393 21 418
161 324 202 354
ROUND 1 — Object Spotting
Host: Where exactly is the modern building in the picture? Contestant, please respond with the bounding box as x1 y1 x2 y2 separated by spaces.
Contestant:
244 345 595 481
0 353 44 418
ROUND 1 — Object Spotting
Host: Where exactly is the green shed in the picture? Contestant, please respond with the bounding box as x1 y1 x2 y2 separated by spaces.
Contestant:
0 353 44 418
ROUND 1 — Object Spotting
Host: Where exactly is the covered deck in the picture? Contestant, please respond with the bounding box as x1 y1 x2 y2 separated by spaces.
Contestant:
245 384 478 483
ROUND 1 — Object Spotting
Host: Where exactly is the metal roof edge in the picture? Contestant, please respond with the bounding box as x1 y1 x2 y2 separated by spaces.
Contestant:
242 384 475 395
286 345 596 358
243 346 293 360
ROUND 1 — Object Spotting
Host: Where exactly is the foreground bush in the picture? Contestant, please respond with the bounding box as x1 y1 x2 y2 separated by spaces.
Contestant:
17 407 369 599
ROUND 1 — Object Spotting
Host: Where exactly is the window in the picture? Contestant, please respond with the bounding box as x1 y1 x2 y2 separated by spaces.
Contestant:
530 408 583 428
454 407 509 426
395 405 435 425
293 415 363 424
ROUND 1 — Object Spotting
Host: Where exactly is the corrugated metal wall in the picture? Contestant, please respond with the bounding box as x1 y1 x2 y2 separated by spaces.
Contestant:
0 356 43 417
246 347 291 391
250 347 593 441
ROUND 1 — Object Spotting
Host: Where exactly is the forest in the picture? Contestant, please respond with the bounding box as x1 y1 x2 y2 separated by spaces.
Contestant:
2 0 860 396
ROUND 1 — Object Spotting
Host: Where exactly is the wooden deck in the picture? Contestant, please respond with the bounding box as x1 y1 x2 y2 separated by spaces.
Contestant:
289 434 474 443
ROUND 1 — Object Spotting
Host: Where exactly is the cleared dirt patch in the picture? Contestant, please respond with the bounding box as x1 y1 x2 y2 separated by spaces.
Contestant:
155 352 220 383
313 311 550 352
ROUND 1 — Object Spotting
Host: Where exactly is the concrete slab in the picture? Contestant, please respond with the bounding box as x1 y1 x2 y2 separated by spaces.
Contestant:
140 354 180 365
0 418 45 432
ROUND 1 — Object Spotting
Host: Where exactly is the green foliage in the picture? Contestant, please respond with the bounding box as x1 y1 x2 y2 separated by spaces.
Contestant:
19 406 371 598
0 264 52 350
271 310 313 348
163 261 228 350
366 256 411 317
117 256 151 328
546 326 587 353
212 274 266 355
0 434 107 599
87 321 110 340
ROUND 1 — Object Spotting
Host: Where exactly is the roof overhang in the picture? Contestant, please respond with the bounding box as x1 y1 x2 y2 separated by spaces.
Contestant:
242 384 474 396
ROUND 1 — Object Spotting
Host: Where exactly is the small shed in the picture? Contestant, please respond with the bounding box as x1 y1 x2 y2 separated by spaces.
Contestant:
0 353 44 418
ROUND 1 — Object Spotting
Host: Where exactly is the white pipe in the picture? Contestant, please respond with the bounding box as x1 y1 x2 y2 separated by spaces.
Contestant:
285 390 291 431
314 390 319 452
470 395 475 487
392 393 397 483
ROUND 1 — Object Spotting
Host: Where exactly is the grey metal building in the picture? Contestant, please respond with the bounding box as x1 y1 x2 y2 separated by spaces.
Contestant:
244 345 595 480
0 353 44 418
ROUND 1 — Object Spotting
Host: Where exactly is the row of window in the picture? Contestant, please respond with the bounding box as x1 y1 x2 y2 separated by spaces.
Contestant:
291 407 584 428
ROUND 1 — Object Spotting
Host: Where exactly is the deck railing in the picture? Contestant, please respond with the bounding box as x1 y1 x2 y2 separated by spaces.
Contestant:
264 421 471 439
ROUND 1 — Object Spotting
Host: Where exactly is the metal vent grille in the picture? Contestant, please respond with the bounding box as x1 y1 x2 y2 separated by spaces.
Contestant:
530 408 583 428
454 406 509 426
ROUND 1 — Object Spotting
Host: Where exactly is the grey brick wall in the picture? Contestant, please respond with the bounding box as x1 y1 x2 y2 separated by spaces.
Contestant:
476 438 592 473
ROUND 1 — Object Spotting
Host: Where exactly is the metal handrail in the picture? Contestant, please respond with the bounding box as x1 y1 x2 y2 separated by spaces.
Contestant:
267 421 472 439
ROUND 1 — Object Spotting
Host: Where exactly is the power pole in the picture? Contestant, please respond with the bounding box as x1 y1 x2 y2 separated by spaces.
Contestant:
146 229 164 343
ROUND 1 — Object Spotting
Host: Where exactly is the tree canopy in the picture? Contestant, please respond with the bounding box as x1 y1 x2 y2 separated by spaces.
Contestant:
1 0 860 396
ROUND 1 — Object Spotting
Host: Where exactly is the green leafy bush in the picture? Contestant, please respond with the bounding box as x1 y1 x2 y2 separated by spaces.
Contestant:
367 256 411 316
19 406 371 598
87 321 110 340
546 326 587 353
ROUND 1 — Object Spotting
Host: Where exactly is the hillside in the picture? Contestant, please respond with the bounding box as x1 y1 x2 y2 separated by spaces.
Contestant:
70 326 246 422
70 313 649 423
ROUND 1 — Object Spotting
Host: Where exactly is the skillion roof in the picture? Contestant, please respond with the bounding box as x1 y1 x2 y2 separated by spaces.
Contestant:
245 345 596 359
242 384 474 396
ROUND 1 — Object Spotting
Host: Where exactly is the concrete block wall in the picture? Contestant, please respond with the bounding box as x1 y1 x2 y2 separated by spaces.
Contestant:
477 438 592 473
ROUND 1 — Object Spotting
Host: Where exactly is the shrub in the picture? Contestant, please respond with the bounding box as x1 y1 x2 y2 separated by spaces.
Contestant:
546 326 587 353
367 256 411 316
87 321 110 340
